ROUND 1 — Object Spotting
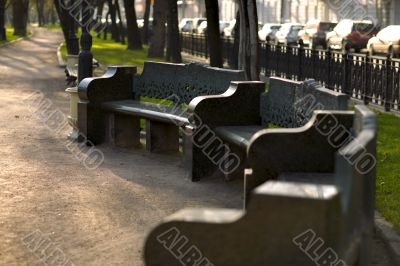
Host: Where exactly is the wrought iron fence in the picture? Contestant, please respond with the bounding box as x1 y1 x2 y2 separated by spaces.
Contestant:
261 42 400 112
178 33 400 112
180 32 236 67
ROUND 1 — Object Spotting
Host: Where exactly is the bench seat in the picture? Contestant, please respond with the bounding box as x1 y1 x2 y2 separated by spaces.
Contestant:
215 125 265 150
102 100 189 126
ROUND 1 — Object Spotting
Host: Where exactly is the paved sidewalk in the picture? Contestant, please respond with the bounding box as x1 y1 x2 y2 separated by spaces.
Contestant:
0 28 394 266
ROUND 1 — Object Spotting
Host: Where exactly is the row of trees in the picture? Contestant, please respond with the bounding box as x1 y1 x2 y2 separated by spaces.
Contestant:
58 0 259 80
0 0 57 41
0 0 260 80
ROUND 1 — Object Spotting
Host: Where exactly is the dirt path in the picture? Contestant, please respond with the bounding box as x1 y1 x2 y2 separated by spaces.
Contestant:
0 28 394 266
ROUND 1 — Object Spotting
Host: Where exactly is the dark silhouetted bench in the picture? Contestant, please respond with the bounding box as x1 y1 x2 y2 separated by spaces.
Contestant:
144 105 377 266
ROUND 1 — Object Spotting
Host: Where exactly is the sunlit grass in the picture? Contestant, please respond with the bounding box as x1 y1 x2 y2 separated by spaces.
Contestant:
0 27 24 45
40 24 62 31
60 33 163 73
375 110 400 230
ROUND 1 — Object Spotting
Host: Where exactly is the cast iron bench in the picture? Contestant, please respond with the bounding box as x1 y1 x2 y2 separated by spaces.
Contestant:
78 62 259 180
186 77 349 182
144 105 377 266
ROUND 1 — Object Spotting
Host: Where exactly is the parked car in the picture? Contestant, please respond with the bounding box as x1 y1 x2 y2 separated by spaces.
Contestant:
223 19 236 37
367 25 400 57
298 20 337 49
179 18 194 32
258 23 281 41
197 21 231 35
197 21 207 35
274 23 304 45
219 21 230 35
192 18 207 33
326 20 379 51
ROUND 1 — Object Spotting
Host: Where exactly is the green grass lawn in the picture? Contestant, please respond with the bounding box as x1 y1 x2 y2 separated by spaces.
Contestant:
375 110 400 230
60 34 400 230
0 27 25 45
60 34 163 73
40 24 62 31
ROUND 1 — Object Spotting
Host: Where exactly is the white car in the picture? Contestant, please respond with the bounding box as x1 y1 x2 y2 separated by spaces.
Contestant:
179 18 194 32
258 23 281 41
223 19 236 37
367 25 400 56
275 23 304 45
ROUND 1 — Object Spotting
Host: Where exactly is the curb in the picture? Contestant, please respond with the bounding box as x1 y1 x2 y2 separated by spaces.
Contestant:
375 212 400 265
57 42 66 67
0 33 33 48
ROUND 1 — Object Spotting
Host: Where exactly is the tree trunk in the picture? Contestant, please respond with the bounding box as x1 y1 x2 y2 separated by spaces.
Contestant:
142 0 151 44
204 0 222 67
12 0 29 36
148 0 167 58
0 0 6 41
54 0 69 41
238 0 259 80
107 0 120 41
165 0 181 62
123 0 142 50
36 0 45 26
115 0 125 44
96 0 105 37
230 11 240 69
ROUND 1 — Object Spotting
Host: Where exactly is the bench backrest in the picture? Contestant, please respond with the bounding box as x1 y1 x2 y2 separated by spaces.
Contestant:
261 77 349 127
334 105 376 262
133 62 246 104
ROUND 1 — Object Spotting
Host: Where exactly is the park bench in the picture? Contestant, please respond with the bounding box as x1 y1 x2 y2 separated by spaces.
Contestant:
144 105 377 266
78 62 252 177
185 77 349 181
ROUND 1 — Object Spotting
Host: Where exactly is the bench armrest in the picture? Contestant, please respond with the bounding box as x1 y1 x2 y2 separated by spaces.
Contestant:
245 110 355 193
187 81 265 127
78 66 136 104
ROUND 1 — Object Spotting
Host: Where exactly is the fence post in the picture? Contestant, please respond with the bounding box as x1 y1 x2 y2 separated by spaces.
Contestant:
342 45 351 95
298 40 305 81
384 50 393 111
326 47 332 89
191 33 195 56
364 52 370 105
78 1 93 83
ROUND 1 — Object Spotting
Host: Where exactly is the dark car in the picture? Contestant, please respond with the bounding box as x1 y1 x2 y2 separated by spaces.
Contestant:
326 20 379 52
311 22 337 49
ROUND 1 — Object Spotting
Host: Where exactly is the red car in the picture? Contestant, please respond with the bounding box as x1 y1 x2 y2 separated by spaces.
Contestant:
326 20 379 52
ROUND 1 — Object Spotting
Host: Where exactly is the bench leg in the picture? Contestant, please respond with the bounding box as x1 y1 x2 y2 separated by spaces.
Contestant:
146 120 179 153
183 125 220 181
107 113 141 148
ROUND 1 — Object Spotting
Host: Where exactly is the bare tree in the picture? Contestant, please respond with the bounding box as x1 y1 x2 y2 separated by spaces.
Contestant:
123 0 142 49
148 0 167 58
205 0 222 67
165 0 181 62
238 0 259 80
12 0 29 36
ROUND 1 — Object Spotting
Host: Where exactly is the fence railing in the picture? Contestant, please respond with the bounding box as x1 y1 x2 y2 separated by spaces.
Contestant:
180 32 236 67
179 32 400 112
261 42 400 112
